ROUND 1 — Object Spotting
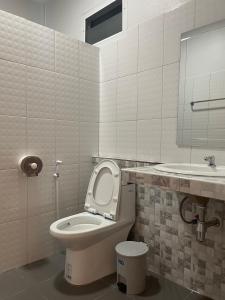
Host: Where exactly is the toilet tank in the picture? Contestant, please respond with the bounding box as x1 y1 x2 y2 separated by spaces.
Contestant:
119 183 136 223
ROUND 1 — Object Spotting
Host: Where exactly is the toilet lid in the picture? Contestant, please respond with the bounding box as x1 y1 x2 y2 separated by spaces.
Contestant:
84 160 120 220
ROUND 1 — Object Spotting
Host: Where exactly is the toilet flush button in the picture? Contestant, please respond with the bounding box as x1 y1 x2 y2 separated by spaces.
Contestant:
30 163 38 170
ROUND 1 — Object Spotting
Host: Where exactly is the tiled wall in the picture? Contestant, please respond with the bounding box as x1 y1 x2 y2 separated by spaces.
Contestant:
135 185 225 300
0 9 99 272
99 0 225 165
93 157 225 300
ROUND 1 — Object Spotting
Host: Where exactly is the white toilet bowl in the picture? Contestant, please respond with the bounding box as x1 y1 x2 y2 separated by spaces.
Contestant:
50 159 135 285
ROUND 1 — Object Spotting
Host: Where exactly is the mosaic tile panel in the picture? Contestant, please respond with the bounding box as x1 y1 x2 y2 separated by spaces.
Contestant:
121 166 225 202
93 157 225 300
133 184 225 300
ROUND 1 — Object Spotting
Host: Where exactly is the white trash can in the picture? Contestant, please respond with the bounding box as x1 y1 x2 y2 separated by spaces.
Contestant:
115 241 149 295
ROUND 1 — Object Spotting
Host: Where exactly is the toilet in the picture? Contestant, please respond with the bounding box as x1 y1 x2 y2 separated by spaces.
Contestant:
50 159 135 285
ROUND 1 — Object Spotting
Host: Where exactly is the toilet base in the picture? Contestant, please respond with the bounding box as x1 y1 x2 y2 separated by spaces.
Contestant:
64 225 131 285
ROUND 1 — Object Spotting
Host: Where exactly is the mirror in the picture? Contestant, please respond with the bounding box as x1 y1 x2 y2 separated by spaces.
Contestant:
177 20 225 149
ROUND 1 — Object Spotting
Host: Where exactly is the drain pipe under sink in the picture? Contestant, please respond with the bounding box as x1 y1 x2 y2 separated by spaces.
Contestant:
53 160 63 219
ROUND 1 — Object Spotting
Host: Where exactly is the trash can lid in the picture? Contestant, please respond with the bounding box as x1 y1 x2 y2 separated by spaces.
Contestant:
115 241 149 257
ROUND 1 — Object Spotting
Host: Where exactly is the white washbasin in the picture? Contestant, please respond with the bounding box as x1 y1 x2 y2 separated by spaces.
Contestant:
153 163 225 177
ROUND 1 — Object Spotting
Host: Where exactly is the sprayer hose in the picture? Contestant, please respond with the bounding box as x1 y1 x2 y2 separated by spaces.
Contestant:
179 196 193 224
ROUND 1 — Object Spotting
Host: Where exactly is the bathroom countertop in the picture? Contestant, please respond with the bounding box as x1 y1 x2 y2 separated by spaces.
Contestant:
121 166 225 201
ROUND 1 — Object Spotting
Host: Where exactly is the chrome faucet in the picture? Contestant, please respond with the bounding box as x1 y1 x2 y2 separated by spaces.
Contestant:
204 155 216 167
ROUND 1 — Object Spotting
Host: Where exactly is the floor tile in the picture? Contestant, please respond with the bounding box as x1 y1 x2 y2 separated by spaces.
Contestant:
47 252 65 270
18 256 63 283
0 255 214 300
187 291 213 300
100 273 117 285
134 275 165 300
0 269 34 299
39 271 114 300
4 286 47 300
134 275 191 300
162 278 191 300
96 286 135 300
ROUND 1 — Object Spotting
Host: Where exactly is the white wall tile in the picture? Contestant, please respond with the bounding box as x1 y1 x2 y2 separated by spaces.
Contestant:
27 67 56 119
79 122 99 162
59 206 77 219
55 73 79 121
0 11 99 272
162 62 179 118
55 31 79 77
116 121 137 159
161 118 191 163
79 162 93 206
28 211 56 263
27 118 55 166
99 122 117 157
195 0 225 28
59 164 79 210
137 119 161 162
0 59 26 117
0 219 27 272
27 166 55 217
0 116 26 170
0 10 27 64
127 0 165 29
118 27 138 77
138 67 162 120
79 41 99 82
138 15 163 72
100 80 117 122
100 41 117 82
164 1 195 65
56 120 79 164
79 79 99 122
117 74 137 121
0 169 27 223
26 20 55 70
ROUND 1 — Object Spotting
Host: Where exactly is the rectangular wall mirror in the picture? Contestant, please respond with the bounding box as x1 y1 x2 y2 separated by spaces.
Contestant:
177 20 225 149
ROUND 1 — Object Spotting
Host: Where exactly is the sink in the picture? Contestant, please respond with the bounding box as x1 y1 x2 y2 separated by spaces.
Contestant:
153 163 225 177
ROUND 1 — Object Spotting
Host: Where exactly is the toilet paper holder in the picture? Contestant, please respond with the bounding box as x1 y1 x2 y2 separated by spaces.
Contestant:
19 156 43 177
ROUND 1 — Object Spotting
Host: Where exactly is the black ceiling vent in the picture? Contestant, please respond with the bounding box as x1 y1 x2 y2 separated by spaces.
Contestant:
85 0 122 44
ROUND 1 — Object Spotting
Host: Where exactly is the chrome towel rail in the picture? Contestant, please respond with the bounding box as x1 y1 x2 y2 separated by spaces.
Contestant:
190 97 225 111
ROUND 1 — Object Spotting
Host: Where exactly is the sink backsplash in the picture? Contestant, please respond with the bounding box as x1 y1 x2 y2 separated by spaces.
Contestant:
93 157 225 300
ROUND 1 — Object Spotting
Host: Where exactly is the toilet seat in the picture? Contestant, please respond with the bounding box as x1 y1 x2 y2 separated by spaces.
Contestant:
84 160 121 220
50 212 116 240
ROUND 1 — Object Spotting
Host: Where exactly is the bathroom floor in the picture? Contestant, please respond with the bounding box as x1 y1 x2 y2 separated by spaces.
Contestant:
0 253 212 300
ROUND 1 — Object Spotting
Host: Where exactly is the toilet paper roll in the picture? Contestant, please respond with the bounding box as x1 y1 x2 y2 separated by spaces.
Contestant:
19 156 43 177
